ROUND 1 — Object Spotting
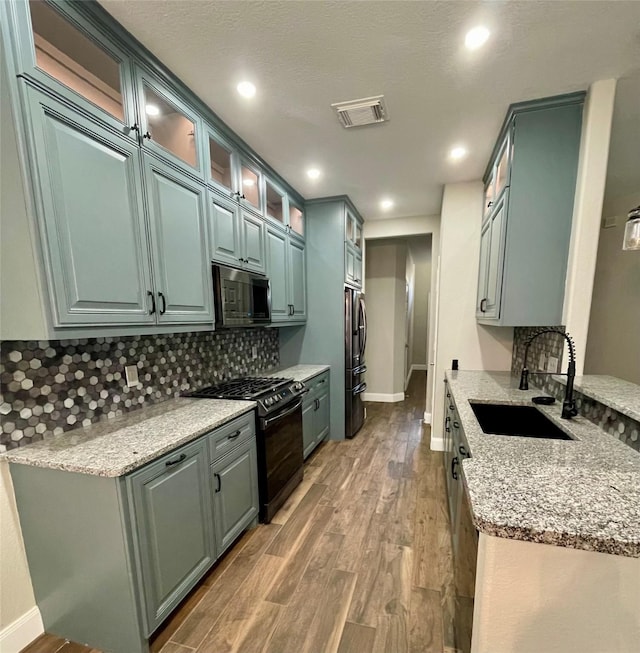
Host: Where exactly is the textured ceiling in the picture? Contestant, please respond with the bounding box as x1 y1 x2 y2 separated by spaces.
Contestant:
100 0 640 220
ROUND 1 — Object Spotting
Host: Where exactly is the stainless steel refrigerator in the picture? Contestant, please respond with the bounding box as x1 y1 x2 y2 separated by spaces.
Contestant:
345 287 367 438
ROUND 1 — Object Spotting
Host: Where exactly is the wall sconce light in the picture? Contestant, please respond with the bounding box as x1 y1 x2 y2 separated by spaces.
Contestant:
622 205 640 251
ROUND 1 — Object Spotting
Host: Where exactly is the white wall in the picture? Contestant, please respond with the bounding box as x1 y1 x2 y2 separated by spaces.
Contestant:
431 182 513 449
364 215 440 417
405 252 416 387
562 79 617 373
364 239 407 400
411 258 431 367
473 534 640 653
584 191 640 384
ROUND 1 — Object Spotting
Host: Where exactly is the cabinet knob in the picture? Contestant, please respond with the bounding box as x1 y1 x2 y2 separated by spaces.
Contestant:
143 131 152 140
129 123 139 133
487 201 494 208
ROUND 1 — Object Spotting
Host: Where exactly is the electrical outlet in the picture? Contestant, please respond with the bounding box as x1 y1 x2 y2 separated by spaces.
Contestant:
538 352 546 371
125 364 140 388
251 345 258 360
547 356 559 373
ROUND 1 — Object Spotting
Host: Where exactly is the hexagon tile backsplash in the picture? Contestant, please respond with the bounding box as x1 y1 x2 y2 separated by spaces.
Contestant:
0 328 279 450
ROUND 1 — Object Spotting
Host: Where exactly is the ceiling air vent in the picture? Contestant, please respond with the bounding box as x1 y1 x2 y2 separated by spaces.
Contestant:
331 95 389 128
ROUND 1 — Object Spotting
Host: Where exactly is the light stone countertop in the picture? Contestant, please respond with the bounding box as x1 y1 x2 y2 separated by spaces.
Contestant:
268 364 331 383
446 370 640 557
3 397 256 477
552 374 640 422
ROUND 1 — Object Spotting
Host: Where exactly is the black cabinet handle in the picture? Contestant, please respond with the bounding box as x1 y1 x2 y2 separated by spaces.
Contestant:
214 472 221 492
487 201 493 208
166 453 187 467
158 292 167 315
227 429 241 440
147 290 156 315
449 404 454 411
245 258 249 263
143 131 151 140
453 421 460 429
129 122 139 133
451 456 459 481
238 257 244 262
445 416 451 433
480 298 487 313
446 392 451 398
459 445 469 457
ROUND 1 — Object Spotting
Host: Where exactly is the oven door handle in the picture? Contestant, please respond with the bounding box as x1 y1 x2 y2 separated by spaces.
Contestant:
263 399 303 428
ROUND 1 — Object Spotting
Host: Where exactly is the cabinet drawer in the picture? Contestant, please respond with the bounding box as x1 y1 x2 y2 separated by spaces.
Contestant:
208 411 256 463
306 371 329 396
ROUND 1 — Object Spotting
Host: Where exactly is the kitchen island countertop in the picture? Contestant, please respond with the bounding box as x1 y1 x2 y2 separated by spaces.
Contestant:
447 370 640 557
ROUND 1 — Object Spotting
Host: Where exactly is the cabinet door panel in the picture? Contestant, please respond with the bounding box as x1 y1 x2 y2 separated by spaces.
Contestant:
288 237 307 320
144 157 213 323
354 251 363 288
25 86 154 325
302 397 316 459
209 193 242 267
211 439 259 555
266 226 289 322
345 245 355 284
484 201 506 319
128 440 215 634
242 212 266 275
476 219 491 317
314 390 330 443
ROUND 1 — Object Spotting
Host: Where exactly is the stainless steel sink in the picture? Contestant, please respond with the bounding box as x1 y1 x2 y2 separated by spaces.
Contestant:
469 402 574 440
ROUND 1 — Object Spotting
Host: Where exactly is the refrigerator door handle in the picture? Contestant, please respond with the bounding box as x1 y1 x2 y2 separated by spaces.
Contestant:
353 364 367 375
358 297 367 360
353 382 367 396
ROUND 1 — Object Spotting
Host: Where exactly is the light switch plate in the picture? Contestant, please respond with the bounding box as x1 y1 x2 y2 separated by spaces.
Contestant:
125 364 139 388
547 356 559 373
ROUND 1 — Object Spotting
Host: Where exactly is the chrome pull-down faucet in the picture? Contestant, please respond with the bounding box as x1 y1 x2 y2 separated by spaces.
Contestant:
518 328 578 420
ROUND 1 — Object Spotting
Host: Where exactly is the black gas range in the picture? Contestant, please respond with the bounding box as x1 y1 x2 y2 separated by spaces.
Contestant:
186 376 308 523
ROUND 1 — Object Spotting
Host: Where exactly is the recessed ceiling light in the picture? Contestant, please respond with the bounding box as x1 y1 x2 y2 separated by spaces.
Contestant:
145 104 160 116
237 81 256 98
465 26 490 50
307 168 321 180
242 178 255 187
449 146 468 161
380 199 394 210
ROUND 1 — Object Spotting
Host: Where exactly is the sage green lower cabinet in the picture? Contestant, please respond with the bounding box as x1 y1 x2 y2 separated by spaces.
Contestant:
144 155 213 324
9 411 260 653
302 371 331 459
23 83 155 326
265 223 307 324
127 438 215 634
211 438 259 555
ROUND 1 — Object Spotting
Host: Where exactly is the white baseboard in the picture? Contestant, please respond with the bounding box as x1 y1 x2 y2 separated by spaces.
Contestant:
0 606 43 653
430 434 446 451
363 392 405 403
423 411 431 424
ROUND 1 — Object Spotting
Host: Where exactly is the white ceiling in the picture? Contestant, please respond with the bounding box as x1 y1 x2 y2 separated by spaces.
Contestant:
100 0 640 221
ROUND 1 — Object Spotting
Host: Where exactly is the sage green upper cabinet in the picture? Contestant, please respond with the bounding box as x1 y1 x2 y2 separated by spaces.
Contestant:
265 178 286 228
242 211 267 275
239 159 264 213
477 94 584 326
24 84 155 326
127 438 216 634
135 67 205 180
289 201 305 239
476 194 506 320
11 0 136 139
208 192 266 275
345 208 364 289
207 129 238 197
143 155 213 324
265 223 306 323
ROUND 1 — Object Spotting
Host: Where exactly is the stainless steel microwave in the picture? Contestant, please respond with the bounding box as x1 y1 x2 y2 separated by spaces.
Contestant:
213 264 271 327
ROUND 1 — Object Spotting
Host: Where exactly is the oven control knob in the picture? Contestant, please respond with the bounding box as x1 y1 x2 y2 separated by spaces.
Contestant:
265 397 273 406
274 394 281 402
294 382 303 391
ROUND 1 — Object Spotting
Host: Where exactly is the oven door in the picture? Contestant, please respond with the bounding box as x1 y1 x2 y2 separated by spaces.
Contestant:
258 399 304 521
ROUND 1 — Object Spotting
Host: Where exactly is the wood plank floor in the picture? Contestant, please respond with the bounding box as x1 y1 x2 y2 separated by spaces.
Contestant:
22 372 455 653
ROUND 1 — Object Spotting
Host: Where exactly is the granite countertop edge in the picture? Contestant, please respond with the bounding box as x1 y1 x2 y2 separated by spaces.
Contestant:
268 364 331 383
448 370 640 559
3 400 257 478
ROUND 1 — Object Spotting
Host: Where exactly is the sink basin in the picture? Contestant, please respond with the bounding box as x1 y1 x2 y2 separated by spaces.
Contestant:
469 402 574 440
